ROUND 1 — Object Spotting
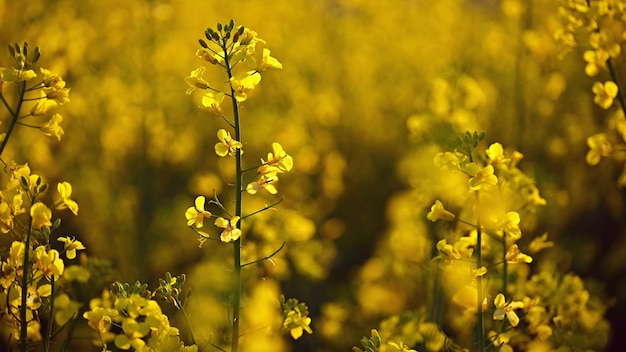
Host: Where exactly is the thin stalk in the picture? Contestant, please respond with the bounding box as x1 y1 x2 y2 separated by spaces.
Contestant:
175 297 196 345
44 276 55 352
20 221 33 352
223 37 243 352
607 58 626 117
0 80 26 156
475 192 485 352
502 232 508 302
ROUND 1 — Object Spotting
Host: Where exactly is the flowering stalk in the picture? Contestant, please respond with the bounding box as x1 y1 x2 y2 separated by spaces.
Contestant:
222 35 244 352
20 221 33 352
474 192 485 352
0 42 78 352
606 58 626 116
0 80 25 156
185 20 302 350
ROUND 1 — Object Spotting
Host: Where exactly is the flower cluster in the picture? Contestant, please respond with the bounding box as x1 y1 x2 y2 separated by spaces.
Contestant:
352 313 445 352
0 43 89 349
405 132 611 351
556 1 626 187
183 20 309 350
556 0 625 109
1 42 69 141
280 295 313 340
83 279 197 352
0 163 84 345
184 20 293 245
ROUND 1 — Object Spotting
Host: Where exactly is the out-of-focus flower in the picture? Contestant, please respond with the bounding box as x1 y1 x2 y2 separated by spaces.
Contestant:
40 113 64 141
426 200 456 222
464 163 498 190
586 133 612 165
505 244 533 264
55 181 79 215
592 81 618 109
583 50 608 77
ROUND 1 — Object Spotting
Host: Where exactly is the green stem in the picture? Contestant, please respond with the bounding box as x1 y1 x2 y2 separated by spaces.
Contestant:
20 221 33 352
475 192 485 352
44 276 55 352
502 231 508 301
176 297 196 345
0 80 26 157
607 58 626 118
223 37 242 352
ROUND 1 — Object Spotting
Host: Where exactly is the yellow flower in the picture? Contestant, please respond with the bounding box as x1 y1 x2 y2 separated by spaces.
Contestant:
246 173 278 195
586 133 612 165
464 163 498 190
434 151 464 170
496 211 522 239
435 239 461 260
40 67 66 90
0 201 13 233
185 67 209 94
54 293 83 328
185 196 212 228
283 309 313 340
25 284 52 310
486 142 507 165
114 318 151 350
427 200 456 222
55 181 79 215
30 87 71 116
257 48 283 71
215 216 241 242
262 142 293 173
58 236 86 259
33 246 64 279
7 161 31 181
230 71 261 102
386 341 417 352
589 30 621 59
40 113 64 141
505 244 533 264
592 81 618 110
0 67 37 82
527 232 555 253
493 293 524 327
200 91 225 116
196 48 220 64
30 202 52 229
418 322 446 351
215 129 243 157
83 307 119 334
583 50 608 77
1 241 25 285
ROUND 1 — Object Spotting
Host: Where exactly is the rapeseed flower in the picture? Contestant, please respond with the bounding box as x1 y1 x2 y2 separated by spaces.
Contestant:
493 293 524 327
592 81 618 109
215 216 241 242
185 196 212 228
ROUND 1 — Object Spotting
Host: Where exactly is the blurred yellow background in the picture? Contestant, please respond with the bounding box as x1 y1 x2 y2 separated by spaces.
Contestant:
1 0 624 350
